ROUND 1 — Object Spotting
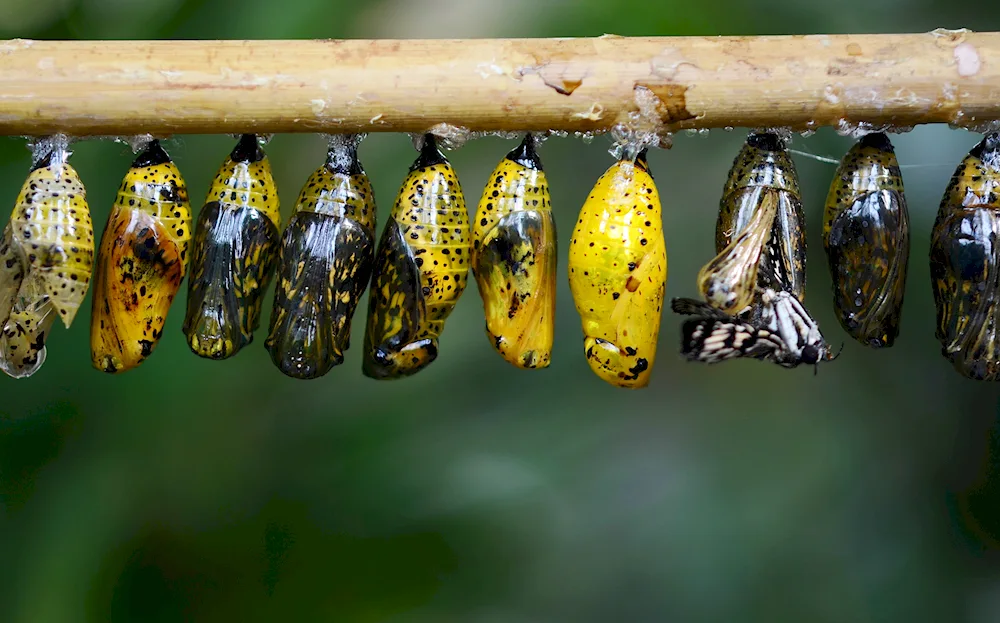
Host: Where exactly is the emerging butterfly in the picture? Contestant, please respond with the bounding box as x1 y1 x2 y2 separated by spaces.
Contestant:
930 132 1000 380
184 134 281 360
823 132 909 348
0 142 94 378
672 289 838 370
698 132 805 314
91 140 192 374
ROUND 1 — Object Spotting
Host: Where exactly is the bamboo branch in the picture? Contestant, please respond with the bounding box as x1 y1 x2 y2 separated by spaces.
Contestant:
0 31 997 137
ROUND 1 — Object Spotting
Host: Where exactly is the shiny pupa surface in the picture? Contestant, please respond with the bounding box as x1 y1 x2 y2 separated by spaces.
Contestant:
930 133 1000 380
266 136 377 380
91 140 192 374
0 150 94 378
823 132 909 348
362 134 471 380
471 134 556 369
701 132 805 314
184 134 281 360
567 151 667 389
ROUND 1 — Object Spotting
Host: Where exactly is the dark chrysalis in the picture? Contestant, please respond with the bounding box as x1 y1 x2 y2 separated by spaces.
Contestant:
265 135 376 380
930 133 1000 380
184 134 281 360
823 132 909 349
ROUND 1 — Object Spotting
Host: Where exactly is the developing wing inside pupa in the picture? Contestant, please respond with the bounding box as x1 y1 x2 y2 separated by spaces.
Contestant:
266 211 373 379
698 190 778 314
930 207 1000 378
826 188 909 344
474 209 557 366
584 236 666 388
362 219 431 378
91 205 185 373
185 202 280 359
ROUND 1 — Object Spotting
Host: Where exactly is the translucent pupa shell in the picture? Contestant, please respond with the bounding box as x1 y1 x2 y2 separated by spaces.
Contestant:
0 150 94 378
183 134 281 360
567 150 667 389
930 133 1000 380
700 132 805 315
823 132 910 348
362 134 471 379
265 136 377 380
91 140 192 374
471 134 556 369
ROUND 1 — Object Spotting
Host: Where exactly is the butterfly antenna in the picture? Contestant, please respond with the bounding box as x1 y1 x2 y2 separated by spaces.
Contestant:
828 342 845 362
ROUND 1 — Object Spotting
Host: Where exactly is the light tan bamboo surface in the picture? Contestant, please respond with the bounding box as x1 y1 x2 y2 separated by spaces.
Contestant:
0 31 997 136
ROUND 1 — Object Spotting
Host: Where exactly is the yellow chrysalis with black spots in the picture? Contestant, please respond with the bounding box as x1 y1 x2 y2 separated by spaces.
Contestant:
567 150 667 389
823 132 909 349
266 135 377 380
930 133 1000 381
699 132 805 316
184 134 281 360
0 149 94 378
472 134 556 369
363 134 470 379
91 140 192 374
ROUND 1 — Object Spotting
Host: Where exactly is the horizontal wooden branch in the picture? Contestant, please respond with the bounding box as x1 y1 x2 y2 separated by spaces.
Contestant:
0 32 997 137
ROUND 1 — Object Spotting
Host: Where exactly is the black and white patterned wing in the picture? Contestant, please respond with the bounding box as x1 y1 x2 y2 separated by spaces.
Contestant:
679 317 786 364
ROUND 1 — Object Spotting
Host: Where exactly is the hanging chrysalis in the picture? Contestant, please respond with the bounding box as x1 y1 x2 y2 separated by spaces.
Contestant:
91 139 192 374
567 150 667 389
471 134 556 369
698 132 805 314
823 132 910 348
363 134 471 379
183 134 281 360
265 134 376 380
0 138 94 378
930 133 1000 380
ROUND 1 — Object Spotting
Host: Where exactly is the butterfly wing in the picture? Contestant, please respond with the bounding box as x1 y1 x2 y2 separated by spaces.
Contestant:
362 219 429 379
826 189 909 347
474 209 557 369
185 202 280 359
680 317 785 364
91 206 185 373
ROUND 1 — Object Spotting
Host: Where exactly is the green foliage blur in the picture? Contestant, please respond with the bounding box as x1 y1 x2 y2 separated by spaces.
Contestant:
1 1 1000 621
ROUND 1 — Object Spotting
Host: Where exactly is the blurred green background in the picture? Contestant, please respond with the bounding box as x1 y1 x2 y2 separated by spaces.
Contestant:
1 1 1000 622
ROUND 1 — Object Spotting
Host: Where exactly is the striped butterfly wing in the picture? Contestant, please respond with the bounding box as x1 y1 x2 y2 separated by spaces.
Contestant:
679 316 786 364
